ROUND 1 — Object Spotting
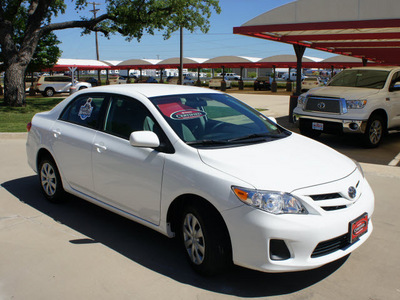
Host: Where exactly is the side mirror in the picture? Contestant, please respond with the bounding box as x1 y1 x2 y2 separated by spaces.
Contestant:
129 131 160 148
389 81 400 92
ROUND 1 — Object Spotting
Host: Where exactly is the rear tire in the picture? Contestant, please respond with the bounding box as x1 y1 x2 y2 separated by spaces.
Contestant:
38 157 65 202
44 88 55 97
179 202 231 276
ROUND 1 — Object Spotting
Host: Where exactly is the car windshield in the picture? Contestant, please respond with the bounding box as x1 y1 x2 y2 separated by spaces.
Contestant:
150 93 290 147
328 69 390 89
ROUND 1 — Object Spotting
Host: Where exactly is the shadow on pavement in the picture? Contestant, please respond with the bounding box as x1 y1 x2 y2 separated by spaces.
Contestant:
2 175 348 297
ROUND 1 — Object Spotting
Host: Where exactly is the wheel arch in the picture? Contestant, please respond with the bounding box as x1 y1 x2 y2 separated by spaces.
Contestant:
166 194 232 247
369 109 388 130
36 148 56 171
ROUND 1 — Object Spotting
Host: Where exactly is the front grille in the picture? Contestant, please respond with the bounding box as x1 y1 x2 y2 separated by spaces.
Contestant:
311 193 342 201
309 192 348 211
311 233 350 258
322 205 347 211
305 96 342 114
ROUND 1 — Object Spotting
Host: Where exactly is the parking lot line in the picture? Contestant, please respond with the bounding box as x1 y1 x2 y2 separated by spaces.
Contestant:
388 152 400 166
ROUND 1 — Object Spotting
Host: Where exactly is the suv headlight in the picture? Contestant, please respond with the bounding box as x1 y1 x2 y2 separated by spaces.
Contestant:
232 186 308 214
346 99 367 109
297 95 306 106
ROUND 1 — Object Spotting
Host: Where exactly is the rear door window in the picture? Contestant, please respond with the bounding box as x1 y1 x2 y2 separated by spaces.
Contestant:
59 94 108 129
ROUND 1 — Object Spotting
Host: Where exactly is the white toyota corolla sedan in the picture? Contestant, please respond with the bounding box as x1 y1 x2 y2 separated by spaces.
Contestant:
26 84 374 275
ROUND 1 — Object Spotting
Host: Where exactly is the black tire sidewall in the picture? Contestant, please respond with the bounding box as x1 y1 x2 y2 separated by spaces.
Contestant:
179 203 230 276
364 115 384 148
45 88 54 97
38 158 65 203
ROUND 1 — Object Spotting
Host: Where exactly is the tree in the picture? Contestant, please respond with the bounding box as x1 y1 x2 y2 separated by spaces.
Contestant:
0 0 221 106
26 33 62 74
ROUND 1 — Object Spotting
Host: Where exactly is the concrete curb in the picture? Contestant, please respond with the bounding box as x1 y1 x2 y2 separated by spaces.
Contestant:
0 132 28 139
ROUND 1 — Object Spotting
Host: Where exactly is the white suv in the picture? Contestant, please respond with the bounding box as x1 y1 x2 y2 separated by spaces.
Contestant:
35 75 91 97
294 66 400 147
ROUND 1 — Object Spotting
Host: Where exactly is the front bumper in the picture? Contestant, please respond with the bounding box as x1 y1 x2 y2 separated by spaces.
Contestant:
293 113 368 134
222 175 374 273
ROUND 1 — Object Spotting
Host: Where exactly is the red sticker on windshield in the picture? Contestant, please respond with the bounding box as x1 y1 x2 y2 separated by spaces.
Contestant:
170 110 206 120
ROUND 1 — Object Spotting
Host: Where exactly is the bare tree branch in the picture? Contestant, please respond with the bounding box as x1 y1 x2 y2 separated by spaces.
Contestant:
41 13 112 34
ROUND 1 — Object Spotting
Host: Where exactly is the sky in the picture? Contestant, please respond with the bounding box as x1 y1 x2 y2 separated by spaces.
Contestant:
53 0 334 62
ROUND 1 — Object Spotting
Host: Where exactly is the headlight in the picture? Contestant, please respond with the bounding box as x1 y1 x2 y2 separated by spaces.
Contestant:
297 95 306 106
346 99 367 109
232 186 308 214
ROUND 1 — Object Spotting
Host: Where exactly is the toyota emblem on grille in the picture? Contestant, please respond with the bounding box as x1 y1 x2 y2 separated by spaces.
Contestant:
317 102 326 110
348 186 357 199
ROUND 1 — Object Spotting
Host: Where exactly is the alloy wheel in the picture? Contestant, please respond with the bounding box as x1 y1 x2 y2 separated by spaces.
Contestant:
183 213 205 265
40 162 57 197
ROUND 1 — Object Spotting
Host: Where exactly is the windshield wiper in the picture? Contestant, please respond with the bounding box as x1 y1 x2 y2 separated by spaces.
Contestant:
227 133 280 143
186 139 229 146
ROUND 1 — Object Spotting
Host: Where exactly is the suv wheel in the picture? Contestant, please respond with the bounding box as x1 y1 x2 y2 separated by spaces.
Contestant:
363 115 385 148
44 88 55 97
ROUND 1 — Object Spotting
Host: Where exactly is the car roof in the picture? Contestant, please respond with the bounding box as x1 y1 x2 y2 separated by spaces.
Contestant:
85 83 221 98
350 66 400 71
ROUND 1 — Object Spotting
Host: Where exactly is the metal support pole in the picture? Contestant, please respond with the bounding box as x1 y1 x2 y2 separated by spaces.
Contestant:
289 44 306 123
239 67 244 90
293 44 306 96
179 27 183 85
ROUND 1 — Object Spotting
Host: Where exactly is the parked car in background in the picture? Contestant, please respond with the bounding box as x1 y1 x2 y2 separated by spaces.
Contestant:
294 66 400 147
25 77 38 92
35 75 91 97
85 77 99 86
167 76 195 85
208 77 232 89
118 76 128 84
135 76 158 83
224 73 240 80
254 76 271 91
301 77 324 92
27 84 374 276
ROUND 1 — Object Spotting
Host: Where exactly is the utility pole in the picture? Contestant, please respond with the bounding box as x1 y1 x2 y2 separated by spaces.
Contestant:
89 2 101 84
89 2 100 60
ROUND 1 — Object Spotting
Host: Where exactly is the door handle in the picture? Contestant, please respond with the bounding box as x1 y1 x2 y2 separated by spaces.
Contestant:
52 129 61 138
94 143 107 152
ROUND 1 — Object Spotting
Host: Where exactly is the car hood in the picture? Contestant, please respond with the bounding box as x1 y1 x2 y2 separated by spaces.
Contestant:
307 86 380 99
197 133 355 192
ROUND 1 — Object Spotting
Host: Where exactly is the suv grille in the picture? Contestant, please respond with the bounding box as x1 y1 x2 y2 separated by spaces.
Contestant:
305 96 342 114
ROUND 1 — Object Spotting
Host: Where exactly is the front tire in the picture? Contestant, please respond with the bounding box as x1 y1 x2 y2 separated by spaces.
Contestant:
363 115 385 148
38 157 65 202
180 203 231 276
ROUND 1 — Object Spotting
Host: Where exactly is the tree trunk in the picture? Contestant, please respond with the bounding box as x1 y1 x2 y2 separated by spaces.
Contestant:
3 63 27 107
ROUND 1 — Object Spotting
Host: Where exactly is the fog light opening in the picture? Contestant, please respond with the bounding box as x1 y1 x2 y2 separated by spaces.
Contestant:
349 122 359 131
270 239 291 261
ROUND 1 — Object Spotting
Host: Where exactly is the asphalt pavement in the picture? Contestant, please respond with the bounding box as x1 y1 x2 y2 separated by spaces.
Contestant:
1 94 400 299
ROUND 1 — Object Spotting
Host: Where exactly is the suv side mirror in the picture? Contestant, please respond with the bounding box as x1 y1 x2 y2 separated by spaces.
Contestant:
389 81 400 92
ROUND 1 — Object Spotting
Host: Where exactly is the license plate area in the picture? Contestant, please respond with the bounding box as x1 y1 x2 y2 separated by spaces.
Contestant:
349 213 368 244
312 122 324 131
